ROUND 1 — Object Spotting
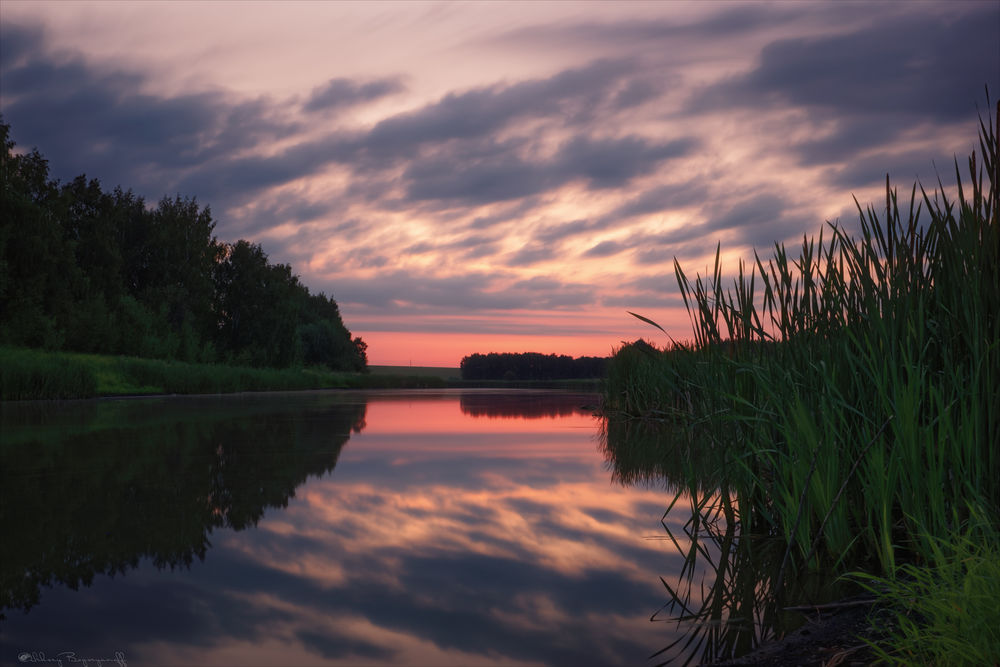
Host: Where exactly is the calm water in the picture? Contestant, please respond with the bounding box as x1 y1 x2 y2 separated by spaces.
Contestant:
1 390 696 666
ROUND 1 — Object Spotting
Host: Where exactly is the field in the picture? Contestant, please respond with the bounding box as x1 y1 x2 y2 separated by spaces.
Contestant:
369 365 462 380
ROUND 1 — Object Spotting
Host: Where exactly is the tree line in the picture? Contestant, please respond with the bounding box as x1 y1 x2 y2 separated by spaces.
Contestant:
460 352 607 380
0 120 367 371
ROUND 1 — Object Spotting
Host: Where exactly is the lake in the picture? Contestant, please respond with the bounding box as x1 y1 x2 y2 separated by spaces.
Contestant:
1 389 705 666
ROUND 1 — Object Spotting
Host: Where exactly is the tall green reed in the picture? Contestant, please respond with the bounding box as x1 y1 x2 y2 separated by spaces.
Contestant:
0 347 98 399
607 98 998 580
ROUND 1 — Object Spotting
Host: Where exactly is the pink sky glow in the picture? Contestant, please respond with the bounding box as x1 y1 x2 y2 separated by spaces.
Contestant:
1 1 996 365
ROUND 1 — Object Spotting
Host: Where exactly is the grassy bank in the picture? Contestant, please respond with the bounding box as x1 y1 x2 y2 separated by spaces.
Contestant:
0 347 354 399
0 351 606 400
0 348 455 400
604 102 998 662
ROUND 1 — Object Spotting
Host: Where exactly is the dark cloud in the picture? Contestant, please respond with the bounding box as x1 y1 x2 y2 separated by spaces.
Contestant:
296 629 394 660
634 246 676 267
363 58 636 157
0 18 694 259
0 21 298 206
3 4 993 336
612 77 665 109
302 76 404 113
511 276 567 292
704 193 787 235
598 181 709 225
400 232 501 258
328 271 504 310
553 135 697 189
691 5 999 168
623 274 683 295
534 218 601 245
401 133 696 207
460 241 503 260
692 192 814 249
749 10 996 120
0 19 43 66
403 147 551 204
326 271 600 323
496 4 804 49
795 118 907 167
466 198 541 230
583 240 628 258
826 149 958 192
506 242 558 267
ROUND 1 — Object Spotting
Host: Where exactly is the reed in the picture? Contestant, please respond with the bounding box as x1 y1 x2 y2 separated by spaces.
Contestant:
605 98 998 656
0 347 98 399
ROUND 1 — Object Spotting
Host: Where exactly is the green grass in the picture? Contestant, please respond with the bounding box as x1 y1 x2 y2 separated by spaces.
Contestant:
604 99 999 660
853 508 1000 666
0 349 470 399
369 365 461 380
0 347 98 399
0 347 358 399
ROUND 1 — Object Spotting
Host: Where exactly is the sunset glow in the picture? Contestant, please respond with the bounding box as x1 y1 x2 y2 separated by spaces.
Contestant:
1 390 701 665
2 1 996 365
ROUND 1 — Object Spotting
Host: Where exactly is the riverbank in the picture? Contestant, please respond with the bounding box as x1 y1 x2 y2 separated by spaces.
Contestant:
0 347 605 400
707 597 885 667
0 347 454 400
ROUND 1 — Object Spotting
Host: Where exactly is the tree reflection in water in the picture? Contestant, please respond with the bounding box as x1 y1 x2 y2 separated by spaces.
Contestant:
0 393 367 617
460 390 597 419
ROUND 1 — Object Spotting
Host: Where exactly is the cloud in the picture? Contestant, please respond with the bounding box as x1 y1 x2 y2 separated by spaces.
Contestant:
402 144 551 204
0 19 43 67
598 181 708 225
583 240 628 258
363 58 637 155
0 21 298 204
0 384 686 663
399 134 695 206
533 218 601 245
495 3 804 51
505 242 559 267
552 135 697 189
826 149 958 192
690 5 999 170
325 269 599 315
743 10 996 121
2 2 995 358
302 76 404 113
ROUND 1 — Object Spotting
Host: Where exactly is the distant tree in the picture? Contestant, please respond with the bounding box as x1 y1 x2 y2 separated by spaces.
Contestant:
460 351 608 380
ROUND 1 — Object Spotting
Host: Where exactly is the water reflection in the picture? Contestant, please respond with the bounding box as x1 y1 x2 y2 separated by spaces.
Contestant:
460 391 596 419
1 393 367 615
1 390 680 666
601 416 849 666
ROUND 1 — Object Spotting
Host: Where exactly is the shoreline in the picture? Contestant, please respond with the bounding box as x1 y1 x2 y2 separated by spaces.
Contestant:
0 346 604 400
708 597 885 666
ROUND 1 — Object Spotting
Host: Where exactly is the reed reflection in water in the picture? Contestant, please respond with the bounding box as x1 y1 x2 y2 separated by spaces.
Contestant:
601 416 854 666
2 390 685 666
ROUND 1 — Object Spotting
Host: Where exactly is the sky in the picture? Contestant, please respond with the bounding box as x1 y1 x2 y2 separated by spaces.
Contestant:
1 1 997 366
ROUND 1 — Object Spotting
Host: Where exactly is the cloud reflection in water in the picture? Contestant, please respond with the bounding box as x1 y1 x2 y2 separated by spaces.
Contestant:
1 391 684 666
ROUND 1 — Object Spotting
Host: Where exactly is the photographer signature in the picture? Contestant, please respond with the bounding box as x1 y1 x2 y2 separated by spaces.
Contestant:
18 651 127 667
